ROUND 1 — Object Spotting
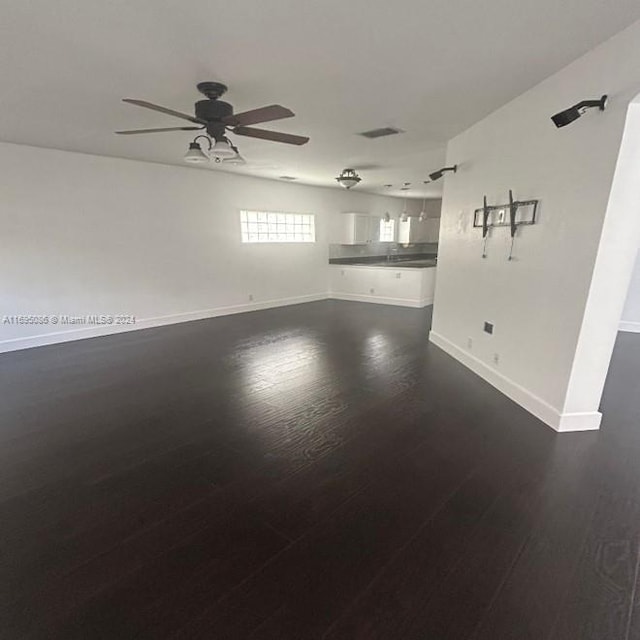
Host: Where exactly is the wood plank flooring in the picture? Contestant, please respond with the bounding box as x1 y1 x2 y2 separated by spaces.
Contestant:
1 300 639 638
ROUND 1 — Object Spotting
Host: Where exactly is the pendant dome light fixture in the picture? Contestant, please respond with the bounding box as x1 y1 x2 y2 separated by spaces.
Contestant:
401 197 409 222
400 183 410 221
184 135 212 164
419 196 428 221
336 168 362 189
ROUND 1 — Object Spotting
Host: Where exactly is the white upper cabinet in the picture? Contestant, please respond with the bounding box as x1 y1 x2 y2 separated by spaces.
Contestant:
336 213 378 244
397 217 440 244
426 218 440 243
398 218 429 244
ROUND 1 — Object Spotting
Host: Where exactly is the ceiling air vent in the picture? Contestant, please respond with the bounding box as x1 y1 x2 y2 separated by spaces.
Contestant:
358 127 404 139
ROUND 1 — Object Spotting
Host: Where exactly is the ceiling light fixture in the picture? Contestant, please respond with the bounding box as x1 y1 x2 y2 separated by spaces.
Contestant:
401 185 410 221
551 95 607 128
184 135 211 163
429 165 457 181
336 168 362 189
211 137 235 160
221 143 246 165
419 197 428 221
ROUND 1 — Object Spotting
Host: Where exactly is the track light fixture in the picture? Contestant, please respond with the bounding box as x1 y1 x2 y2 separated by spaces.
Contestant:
336 168 362 189
551 95 607 128
429 165 457 181
184 135 212 163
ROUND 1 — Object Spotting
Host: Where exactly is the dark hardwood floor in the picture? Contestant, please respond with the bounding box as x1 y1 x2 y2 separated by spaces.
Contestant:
1 299 639 639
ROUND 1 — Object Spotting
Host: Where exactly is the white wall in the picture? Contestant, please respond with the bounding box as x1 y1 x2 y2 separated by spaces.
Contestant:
0 142 401 352
620 250 640 332
430 20 640 431
404 198 442 219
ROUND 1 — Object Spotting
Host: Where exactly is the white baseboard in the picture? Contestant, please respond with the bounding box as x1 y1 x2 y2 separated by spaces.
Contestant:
428 331 601 432
0 293 329 354
329 293 433 308
619 321 640 333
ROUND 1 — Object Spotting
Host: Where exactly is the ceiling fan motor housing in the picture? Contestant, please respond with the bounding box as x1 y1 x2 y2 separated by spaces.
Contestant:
195 99 233 140
195 99 233 121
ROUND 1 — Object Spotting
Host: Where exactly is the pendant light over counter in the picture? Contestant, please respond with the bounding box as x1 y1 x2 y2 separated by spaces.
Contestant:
400 183 410 221
419 196 427 221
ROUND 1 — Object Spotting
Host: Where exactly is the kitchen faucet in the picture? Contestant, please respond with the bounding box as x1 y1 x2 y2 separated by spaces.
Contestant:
386 244 399 262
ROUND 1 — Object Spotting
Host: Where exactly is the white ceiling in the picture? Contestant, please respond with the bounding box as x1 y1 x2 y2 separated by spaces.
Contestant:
1 0 639 198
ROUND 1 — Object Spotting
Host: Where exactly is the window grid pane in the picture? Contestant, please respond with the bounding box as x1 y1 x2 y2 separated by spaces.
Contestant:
240 211 316 243
379 219 395 242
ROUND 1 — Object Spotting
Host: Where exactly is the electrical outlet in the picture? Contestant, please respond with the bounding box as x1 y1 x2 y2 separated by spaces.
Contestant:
493 353 500 365
467 337 473 349
395 272 401 279
370 288 375 294
248 294 254 301
484 322 494 335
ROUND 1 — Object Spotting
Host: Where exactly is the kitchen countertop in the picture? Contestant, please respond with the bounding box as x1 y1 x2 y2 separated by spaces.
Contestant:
329 258 437 269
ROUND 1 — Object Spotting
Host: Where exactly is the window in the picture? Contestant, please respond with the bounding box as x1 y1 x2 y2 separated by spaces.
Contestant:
379 219 395 242
240 211 316 243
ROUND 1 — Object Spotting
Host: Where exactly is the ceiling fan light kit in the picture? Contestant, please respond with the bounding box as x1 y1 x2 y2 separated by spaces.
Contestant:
184 136 211 164
211 138 235 159
336 168 362 189
222 144 246 165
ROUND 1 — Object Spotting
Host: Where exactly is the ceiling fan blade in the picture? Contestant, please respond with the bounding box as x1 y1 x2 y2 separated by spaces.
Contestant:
223 105 294 127
115 126 204 135
122 99 207 125
232 126 309 145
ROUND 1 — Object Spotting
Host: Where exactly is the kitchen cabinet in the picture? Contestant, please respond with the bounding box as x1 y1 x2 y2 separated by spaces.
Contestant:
335 213 378 245
398 217 429 244
329 265 436 308
426 218 440 243
397 217 440 244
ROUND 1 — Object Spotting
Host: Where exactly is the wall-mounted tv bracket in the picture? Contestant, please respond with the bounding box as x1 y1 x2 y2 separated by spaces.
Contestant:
508 189 517 261
473 193 538 261
482 195 490 259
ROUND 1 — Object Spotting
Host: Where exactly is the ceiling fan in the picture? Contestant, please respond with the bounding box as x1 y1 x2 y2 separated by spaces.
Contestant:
116 82 310 148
